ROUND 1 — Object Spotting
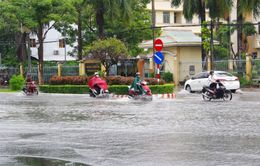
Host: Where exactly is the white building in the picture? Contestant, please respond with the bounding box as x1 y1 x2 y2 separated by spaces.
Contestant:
146 0 210 34
30 24 76 61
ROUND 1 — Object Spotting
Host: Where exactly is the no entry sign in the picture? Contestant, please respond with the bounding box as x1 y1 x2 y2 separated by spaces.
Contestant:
154 39 163 51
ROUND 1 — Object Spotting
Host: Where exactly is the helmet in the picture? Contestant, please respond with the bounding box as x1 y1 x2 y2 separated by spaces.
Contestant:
135 72 140 76
209 70 214 75
94 72 99 76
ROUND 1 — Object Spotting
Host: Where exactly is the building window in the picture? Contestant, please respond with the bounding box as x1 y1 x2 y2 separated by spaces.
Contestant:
59 39 65 48
174 12 181 24
30 39 36 47
189 65 195 75
258 22 260 34
163 11 170 24
198 16 201 24
174 12 177 23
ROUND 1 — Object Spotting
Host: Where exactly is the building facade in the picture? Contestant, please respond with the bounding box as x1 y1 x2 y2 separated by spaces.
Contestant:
147 0 260 58
30 22 76 61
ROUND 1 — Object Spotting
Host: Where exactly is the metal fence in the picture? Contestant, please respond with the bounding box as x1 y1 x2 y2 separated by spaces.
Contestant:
61 66 79 76
252 59 260 79
213 60 247 74
1 59 260 85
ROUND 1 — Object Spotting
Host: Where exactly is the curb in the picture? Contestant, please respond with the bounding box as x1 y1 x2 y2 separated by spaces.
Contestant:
111 93 176 99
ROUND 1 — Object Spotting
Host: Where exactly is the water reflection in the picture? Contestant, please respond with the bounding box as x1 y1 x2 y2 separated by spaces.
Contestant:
16 156 90 166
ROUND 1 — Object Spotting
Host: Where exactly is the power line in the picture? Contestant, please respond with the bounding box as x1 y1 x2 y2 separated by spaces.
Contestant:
0 22 259 45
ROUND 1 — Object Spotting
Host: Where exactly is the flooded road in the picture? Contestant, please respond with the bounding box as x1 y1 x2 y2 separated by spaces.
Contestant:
0 89 260 166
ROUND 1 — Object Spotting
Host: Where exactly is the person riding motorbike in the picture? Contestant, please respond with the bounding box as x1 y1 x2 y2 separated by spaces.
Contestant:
208 70 223 98
208 70 217 92
130 72 146 95
25 74 36 93
88 72 109 97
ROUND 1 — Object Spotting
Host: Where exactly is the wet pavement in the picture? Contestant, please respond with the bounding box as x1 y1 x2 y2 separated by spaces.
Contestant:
0 89 260 166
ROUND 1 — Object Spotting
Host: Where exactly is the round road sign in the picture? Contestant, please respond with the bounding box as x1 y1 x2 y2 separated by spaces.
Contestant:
154 39 163 51
154 51 164 64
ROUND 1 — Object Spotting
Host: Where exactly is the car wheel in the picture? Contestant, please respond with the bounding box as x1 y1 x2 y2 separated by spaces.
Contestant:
185 85 193 93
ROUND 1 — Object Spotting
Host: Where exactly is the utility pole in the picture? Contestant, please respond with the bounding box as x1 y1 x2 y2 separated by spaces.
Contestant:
210 20 214 70
27 33 32 74
152 0 155 57
0 53 2 66
64 37 67 62
152 0 160 83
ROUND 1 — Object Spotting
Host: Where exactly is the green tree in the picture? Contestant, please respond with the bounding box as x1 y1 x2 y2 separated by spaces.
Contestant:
105 0 158 56
86 0 132 39
69 0 88 60
85 38 129 75
236 0 260 60
0 0 30 69
171 0 206 60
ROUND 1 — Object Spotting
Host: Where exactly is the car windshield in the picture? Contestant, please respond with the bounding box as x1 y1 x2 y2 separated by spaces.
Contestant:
215 72 233 77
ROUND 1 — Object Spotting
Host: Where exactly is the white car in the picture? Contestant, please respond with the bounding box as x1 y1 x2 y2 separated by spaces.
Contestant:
184 71 240 93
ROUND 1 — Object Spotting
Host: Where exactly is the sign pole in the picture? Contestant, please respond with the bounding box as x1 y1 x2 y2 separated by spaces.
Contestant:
154 39 164 84
156 64 160 83
152 0 155 78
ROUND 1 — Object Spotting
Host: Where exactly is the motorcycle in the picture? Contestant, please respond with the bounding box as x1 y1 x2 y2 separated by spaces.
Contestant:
128 81 152 100
22 81 38 95
202 81 232 101
88 76 109 98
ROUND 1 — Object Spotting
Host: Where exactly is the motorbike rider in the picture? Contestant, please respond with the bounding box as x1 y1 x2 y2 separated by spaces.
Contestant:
208 70 216 91
94 72 99 78
208 70 223 97
89 72 102 96
130 72 146 95
25 74 35 93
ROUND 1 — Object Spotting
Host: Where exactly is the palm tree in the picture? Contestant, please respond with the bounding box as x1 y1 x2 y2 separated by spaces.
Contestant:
72 0 88 60
236 0 260 61
206 0 233 66
171 0 206 61
87 0 132 39
171 0 233 65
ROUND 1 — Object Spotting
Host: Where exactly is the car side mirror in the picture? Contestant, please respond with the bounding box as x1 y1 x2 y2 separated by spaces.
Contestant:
191 77 195 80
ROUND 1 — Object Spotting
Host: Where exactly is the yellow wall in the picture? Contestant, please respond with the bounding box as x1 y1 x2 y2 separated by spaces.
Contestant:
179 47 202 81
158 46 201 84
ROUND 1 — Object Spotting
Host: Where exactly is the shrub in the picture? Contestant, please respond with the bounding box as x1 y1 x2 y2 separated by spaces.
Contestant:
149 84 174 94
239 76 252 88
105 76 134 85
144 78 165 85
9 75 25 90
49 76 89 85
39 84 174 94
40 85 89 94
49 75 165 86
162 72 173 83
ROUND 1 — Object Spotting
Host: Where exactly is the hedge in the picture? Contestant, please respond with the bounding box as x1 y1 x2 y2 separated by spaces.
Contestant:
39 84 174 94
49 76 165 85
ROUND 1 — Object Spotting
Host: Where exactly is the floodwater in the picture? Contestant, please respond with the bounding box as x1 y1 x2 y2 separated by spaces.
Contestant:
0 89 260 166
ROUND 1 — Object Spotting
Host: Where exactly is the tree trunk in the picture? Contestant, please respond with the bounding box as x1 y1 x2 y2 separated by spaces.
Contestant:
237 0 243 75
227 16 232 59
15 32 26 63
15 32 27 76
199 0 206 64
96 3 105 39
77 6 83 60
37 25 44 85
